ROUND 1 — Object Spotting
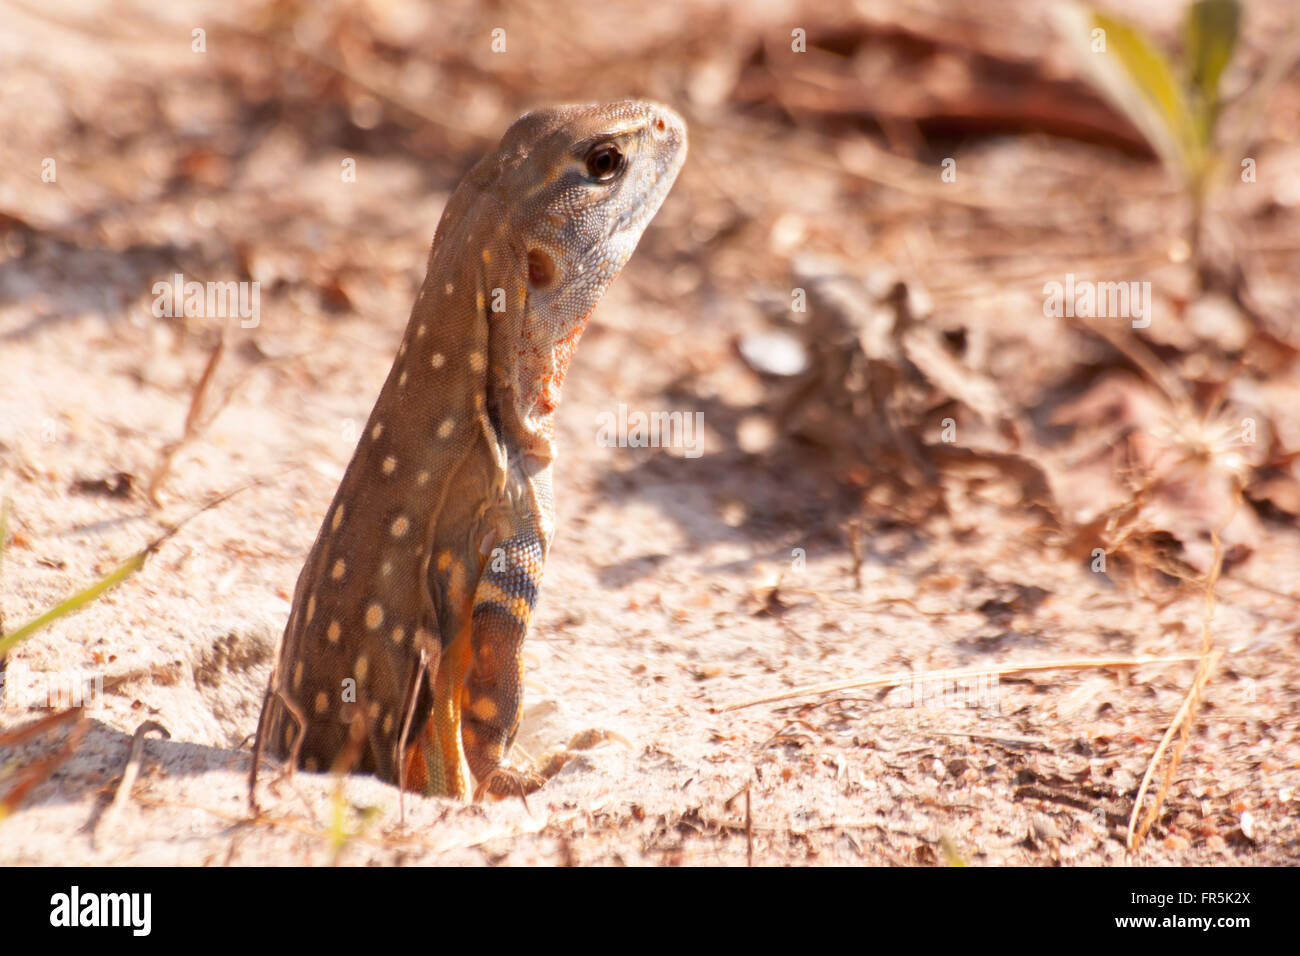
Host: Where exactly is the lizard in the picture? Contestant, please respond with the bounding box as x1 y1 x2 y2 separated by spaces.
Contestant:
251 100 687 801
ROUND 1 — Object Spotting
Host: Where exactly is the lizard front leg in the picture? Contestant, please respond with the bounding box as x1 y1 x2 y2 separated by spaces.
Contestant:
459 528 546 797
405 521 546 799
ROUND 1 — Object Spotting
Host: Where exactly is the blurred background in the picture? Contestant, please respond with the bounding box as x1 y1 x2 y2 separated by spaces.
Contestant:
0 0 1297 864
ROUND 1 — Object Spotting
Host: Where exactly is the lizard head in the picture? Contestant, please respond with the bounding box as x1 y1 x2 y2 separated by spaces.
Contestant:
484 100 688 437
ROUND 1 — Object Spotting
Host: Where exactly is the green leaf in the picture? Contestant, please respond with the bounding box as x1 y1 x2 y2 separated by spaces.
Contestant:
1092 11 1204 180
1185 0 1240 148
1186 0 1240 107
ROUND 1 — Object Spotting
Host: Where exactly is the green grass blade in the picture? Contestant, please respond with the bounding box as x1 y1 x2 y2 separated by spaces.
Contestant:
0 551 146 659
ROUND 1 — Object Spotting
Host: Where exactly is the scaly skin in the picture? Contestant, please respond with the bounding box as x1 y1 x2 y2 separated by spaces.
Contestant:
253 101 687 799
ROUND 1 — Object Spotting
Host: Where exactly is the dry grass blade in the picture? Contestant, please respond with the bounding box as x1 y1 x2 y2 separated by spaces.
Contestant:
719 654 1202 712
746 785 753 867
147 331 225 505
1126 533 1225 850
0 708 88 820
1065 313 1188 407
0 705 84 748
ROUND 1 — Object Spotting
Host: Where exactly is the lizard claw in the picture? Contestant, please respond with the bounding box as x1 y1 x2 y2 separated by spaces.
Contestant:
566 728 630 751
473 766 546 804
530 727 631 783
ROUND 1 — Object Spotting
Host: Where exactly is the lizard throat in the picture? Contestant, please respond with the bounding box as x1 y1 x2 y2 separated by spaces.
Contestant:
505 310 593 457
540 313 592 415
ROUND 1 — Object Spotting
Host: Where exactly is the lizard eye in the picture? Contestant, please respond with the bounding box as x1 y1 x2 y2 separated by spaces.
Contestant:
584 143 625 182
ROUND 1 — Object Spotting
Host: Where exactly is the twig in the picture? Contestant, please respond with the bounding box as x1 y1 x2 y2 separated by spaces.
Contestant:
247 678 275 814
96 720 170 843
845 519 864 590
396 643 434 824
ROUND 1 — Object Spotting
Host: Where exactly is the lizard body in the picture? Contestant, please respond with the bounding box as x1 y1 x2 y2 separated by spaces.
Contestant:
254 100 686 798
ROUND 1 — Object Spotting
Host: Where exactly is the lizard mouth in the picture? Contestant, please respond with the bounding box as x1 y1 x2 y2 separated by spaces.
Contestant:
610 104 687 240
